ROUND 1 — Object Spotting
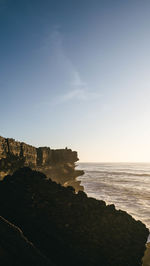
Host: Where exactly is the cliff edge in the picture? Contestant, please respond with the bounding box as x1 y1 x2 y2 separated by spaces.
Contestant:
0 136 84 191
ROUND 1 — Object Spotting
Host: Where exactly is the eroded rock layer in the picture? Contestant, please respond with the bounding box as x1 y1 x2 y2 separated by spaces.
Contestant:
0 136 84 191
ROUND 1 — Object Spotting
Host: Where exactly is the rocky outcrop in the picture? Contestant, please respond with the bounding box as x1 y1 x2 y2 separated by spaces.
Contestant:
0 136 84 191
0 215 53 266
0 167 148 266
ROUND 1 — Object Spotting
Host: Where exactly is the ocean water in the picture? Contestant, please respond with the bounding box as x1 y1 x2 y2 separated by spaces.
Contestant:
77 162 150 230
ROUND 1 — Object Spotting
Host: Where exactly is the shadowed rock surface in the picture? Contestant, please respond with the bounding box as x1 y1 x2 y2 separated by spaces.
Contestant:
0 136 84 191
0 167 148 266
0 215 53 266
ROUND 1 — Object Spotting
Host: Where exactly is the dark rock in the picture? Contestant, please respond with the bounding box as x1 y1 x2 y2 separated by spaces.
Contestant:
0 167 148 266
0 215 53 266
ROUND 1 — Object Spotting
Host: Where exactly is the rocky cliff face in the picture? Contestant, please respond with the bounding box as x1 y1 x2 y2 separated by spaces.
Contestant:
0 136 84 191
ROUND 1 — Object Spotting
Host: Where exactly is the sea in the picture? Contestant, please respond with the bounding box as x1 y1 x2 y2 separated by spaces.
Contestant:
77 162 150 232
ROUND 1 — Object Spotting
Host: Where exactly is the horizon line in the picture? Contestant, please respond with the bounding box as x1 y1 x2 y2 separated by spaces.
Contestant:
78 161 150 163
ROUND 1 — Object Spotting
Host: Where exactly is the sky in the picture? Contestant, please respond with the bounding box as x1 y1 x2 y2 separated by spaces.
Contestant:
1 0 150 162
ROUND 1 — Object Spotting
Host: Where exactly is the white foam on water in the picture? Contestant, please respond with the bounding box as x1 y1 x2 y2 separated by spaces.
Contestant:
77 162 150 230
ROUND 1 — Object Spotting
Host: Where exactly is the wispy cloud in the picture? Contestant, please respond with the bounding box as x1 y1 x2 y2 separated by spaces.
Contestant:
52 69 101 105
53 88 101 105
49 27 101 105
38 27 101 106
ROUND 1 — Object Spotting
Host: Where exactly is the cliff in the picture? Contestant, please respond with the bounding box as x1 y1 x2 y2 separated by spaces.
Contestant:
0 167 148 266
0 136 84 191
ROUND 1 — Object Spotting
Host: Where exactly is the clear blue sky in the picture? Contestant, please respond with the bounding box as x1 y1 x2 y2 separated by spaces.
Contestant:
1 0 150 162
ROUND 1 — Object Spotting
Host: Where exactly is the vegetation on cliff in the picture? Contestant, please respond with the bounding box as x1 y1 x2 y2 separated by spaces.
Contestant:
0 167 148 266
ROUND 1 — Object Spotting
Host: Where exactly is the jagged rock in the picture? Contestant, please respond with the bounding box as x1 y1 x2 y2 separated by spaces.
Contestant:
0 215 53 266
0 136 8 158
0 167 148 266
0 136 84 191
